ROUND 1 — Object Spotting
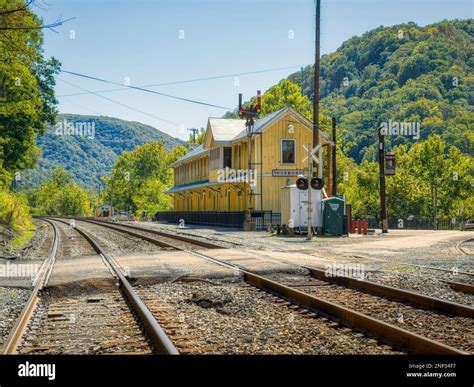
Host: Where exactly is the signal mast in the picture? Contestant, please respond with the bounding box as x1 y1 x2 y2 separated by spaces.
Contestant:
238 91 261 230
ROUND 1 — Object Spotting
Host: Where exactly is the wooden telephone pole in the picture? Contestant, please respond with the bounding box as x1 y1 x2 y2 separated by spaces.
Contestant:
313 0 321 178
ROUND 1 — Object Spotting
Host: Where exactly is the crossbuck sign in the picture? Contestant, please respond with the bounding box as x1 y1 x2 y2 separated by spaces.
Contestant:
302 144 322 164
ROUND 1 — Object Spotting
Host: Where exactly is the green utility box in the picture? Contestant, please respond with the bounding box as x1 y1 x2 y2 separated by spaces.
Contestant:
321 197 345 236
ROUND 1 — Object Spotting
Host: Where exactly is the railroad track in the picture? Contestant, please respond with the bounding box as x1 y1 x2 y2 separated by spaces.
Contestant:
1 219 59 354
456 237 474 256
2 219 178 355
442 280 474 295
75 218 473 355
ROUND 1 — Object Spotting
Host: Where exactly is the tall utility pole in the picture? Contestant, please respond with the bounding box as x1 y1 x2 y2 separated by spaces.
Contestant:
378 129 388 233
331 117 337 197
312 0 321 178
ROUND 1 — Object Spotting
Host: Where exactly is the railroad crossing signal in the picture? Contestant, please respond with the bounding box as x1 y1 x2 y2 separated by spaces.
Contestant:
296 177 308 190
302 144 321 164
310 177 324 190
296 176 324 191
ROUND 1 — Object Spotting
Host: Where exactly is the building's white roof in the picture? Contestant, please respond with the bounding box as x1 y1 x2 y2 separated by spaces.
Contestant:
208 118 247 143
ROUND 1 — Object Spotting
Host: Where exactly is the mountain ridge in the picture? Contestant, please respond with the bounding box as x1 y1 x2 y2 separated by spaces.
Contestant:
21 114 184 189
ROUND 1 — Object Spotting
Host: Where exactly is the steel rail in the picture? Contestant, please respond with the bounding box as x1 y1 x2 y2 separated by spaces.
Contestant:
78 219 470 355
456 237 474 256
81 218 474 318
49 218 179 355
442 280 474 295
351 254 474 277
242 271 468 355
305 267 474 318
1 219 59 354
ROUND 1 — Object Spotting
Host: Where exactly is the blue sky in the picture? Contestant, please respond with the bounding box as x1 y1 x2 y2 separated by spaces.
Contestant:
36 0 471 140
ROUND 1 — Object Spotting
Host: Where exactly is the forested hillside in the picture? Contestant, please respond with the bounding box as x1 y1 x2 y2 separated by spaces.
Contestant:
21 114 183 189
288 19 473 162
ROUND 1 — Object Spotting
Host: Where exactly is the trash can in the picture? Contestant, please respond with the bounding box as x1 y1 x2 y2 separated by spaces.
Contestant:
321 197 345 236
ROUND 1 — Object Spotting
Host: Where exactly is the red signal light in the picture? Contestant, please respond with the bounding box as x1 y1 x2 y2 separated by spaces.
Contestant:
296 177 308 190
310 177 324 190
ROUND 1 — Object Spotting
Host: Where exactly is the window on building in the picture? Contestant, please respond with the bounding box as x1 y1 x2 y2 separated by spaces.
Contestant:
281 140 295 164
223 147 232 169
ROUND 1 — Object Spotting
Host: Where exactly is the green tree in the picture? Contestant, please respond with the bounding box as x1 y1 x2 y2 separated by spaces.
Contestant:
58 182 92 216
0 0 61 185
259 79 313 120
132 178 172 216
27 167 93 216
105 141 175 213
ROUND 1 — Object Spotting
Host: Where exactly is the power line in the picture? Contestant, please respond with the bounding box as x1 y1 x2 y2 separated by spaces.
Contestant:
57 77 180 127
60 70 233 110
57 65 303 98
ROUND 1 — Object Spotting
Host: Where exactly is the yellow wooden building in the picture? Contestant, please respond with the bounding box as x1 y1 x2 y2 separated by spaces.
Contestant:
165 106 330 215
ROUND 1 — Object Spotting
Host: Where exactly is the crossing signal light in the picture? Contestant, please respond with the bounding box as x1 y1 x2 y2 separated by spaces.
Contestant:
296 177 324 190
238 93 244 117
310 177 324 190
296 177 308 190
256 90 261 116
